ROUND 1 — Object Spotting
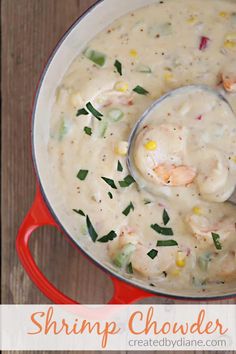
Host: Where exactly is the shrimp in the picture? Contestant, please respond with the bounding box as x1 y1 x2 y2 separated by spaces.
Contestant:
108 226 139 259
154 163 196 186
131 244 178 277
95 90 133 107
221 60 236 93
134 123 195 187
186 213 236 248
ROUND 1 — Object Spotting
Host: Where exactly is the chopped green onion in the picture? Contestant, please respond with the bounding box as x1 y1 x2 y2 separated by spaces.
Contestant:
86 102 103 120
76 108 89 117
73 209 85 216
84 126 92 136
114 59 122 75
58 119 69 140
113 243 136 268
86 215 98 242
119 175 136 188
108 192 113 199
135 64 152 73
97 230 117 243
84 48 106 67
107 108 124 122
163 209 170 226
117 160 123 172
133 85 149 95
147 249 158 259
212 233 222 250
156 240 178 247
77 169 89 181
127 262 133 274
151 223 173 236
99 119 108 137
122 202 134 216
101 177 117 189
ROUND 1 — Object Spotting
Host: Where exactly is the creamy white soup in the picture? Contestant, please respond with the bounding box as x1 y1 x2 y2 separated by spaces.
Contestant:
48 0 236 295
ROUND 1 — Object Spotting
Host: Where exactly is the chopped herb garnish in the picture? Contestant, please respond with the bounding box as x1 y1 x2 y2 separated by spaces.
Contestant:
73 209 85 216
212 233 222 250
156 240 178 247
122 202 134 216
133 85 149 95
151 223 173 236
127 262 133 274
147 249 158 259
108 191 113 199
150 283 155 287
117 160 123 172
101 177 117 189
97 230 117 243
119 175 136 188
163 209 170 225
84 126 92 136
86 102 103 121
86 215 98 242
114 59 122 76
163 271 168 278
76 108 89 117
77 169 89 181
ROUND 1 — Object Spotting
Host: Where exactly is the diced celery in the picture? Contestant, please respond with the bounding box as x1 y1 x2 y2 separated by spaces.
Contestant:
148 22 172 37
58 118 69 140
99 119 109 137
107 108 124 122
198 253 212 272
113 243 136 268
84 48 106 67
192 277 207 287
135 64 152 73
232 13 236 23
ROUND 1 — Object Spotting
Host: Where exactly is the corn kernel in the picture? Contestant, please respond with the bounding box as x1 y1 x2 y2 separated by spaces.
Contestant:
231 156 236 163
225 32 236 40
219 11 229 18
224 40 236 49
145 140 157 151
176 252 186 268
130 49 138 57
70 92 83 107
115 141 128 156
163 71 174 82
187 15 197 24
114 81 129 93
171 269 181 276
193 206 201 215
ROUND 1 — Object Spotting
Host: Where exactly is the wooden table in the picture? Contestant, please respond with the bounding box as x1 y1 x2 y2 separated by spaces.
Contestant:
1 1 235 353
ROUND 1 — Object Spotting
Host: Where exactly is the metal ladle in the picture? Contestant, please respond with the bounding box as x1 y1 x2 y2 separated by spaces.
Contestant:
127 85 236 204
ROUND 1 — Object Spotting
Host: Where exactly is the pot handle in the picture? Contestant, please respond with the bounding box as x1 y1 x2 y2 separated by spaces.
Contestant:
16 186 153 304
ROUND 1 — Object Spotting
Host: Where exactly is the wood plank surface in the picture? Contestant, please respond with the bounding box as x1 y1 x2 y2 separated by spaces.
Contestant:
1 1 235 353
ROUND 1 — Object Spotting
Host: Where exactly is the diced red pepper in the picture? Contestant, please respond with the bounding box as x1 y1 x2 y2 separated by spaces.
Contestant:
199 36 210 50
196 115 203 120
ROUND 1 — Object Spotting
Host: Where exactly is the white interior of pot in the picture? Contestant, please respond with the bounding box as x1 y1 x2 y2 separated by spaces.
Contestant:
33 0 236 299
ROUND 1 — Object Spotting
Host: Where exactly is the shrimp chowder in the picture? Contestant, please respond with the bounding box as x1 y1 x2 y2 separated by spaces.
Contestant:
48 0 236 296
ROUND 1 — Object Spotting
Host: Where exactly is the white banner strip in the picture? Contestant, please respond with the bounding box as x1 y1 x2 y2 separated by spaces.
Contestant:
0 305 235 351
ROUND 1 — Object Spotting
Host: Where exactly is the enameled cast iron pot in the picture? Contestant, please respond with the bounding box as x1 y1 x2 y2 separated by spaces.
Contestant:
16 0 236 303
